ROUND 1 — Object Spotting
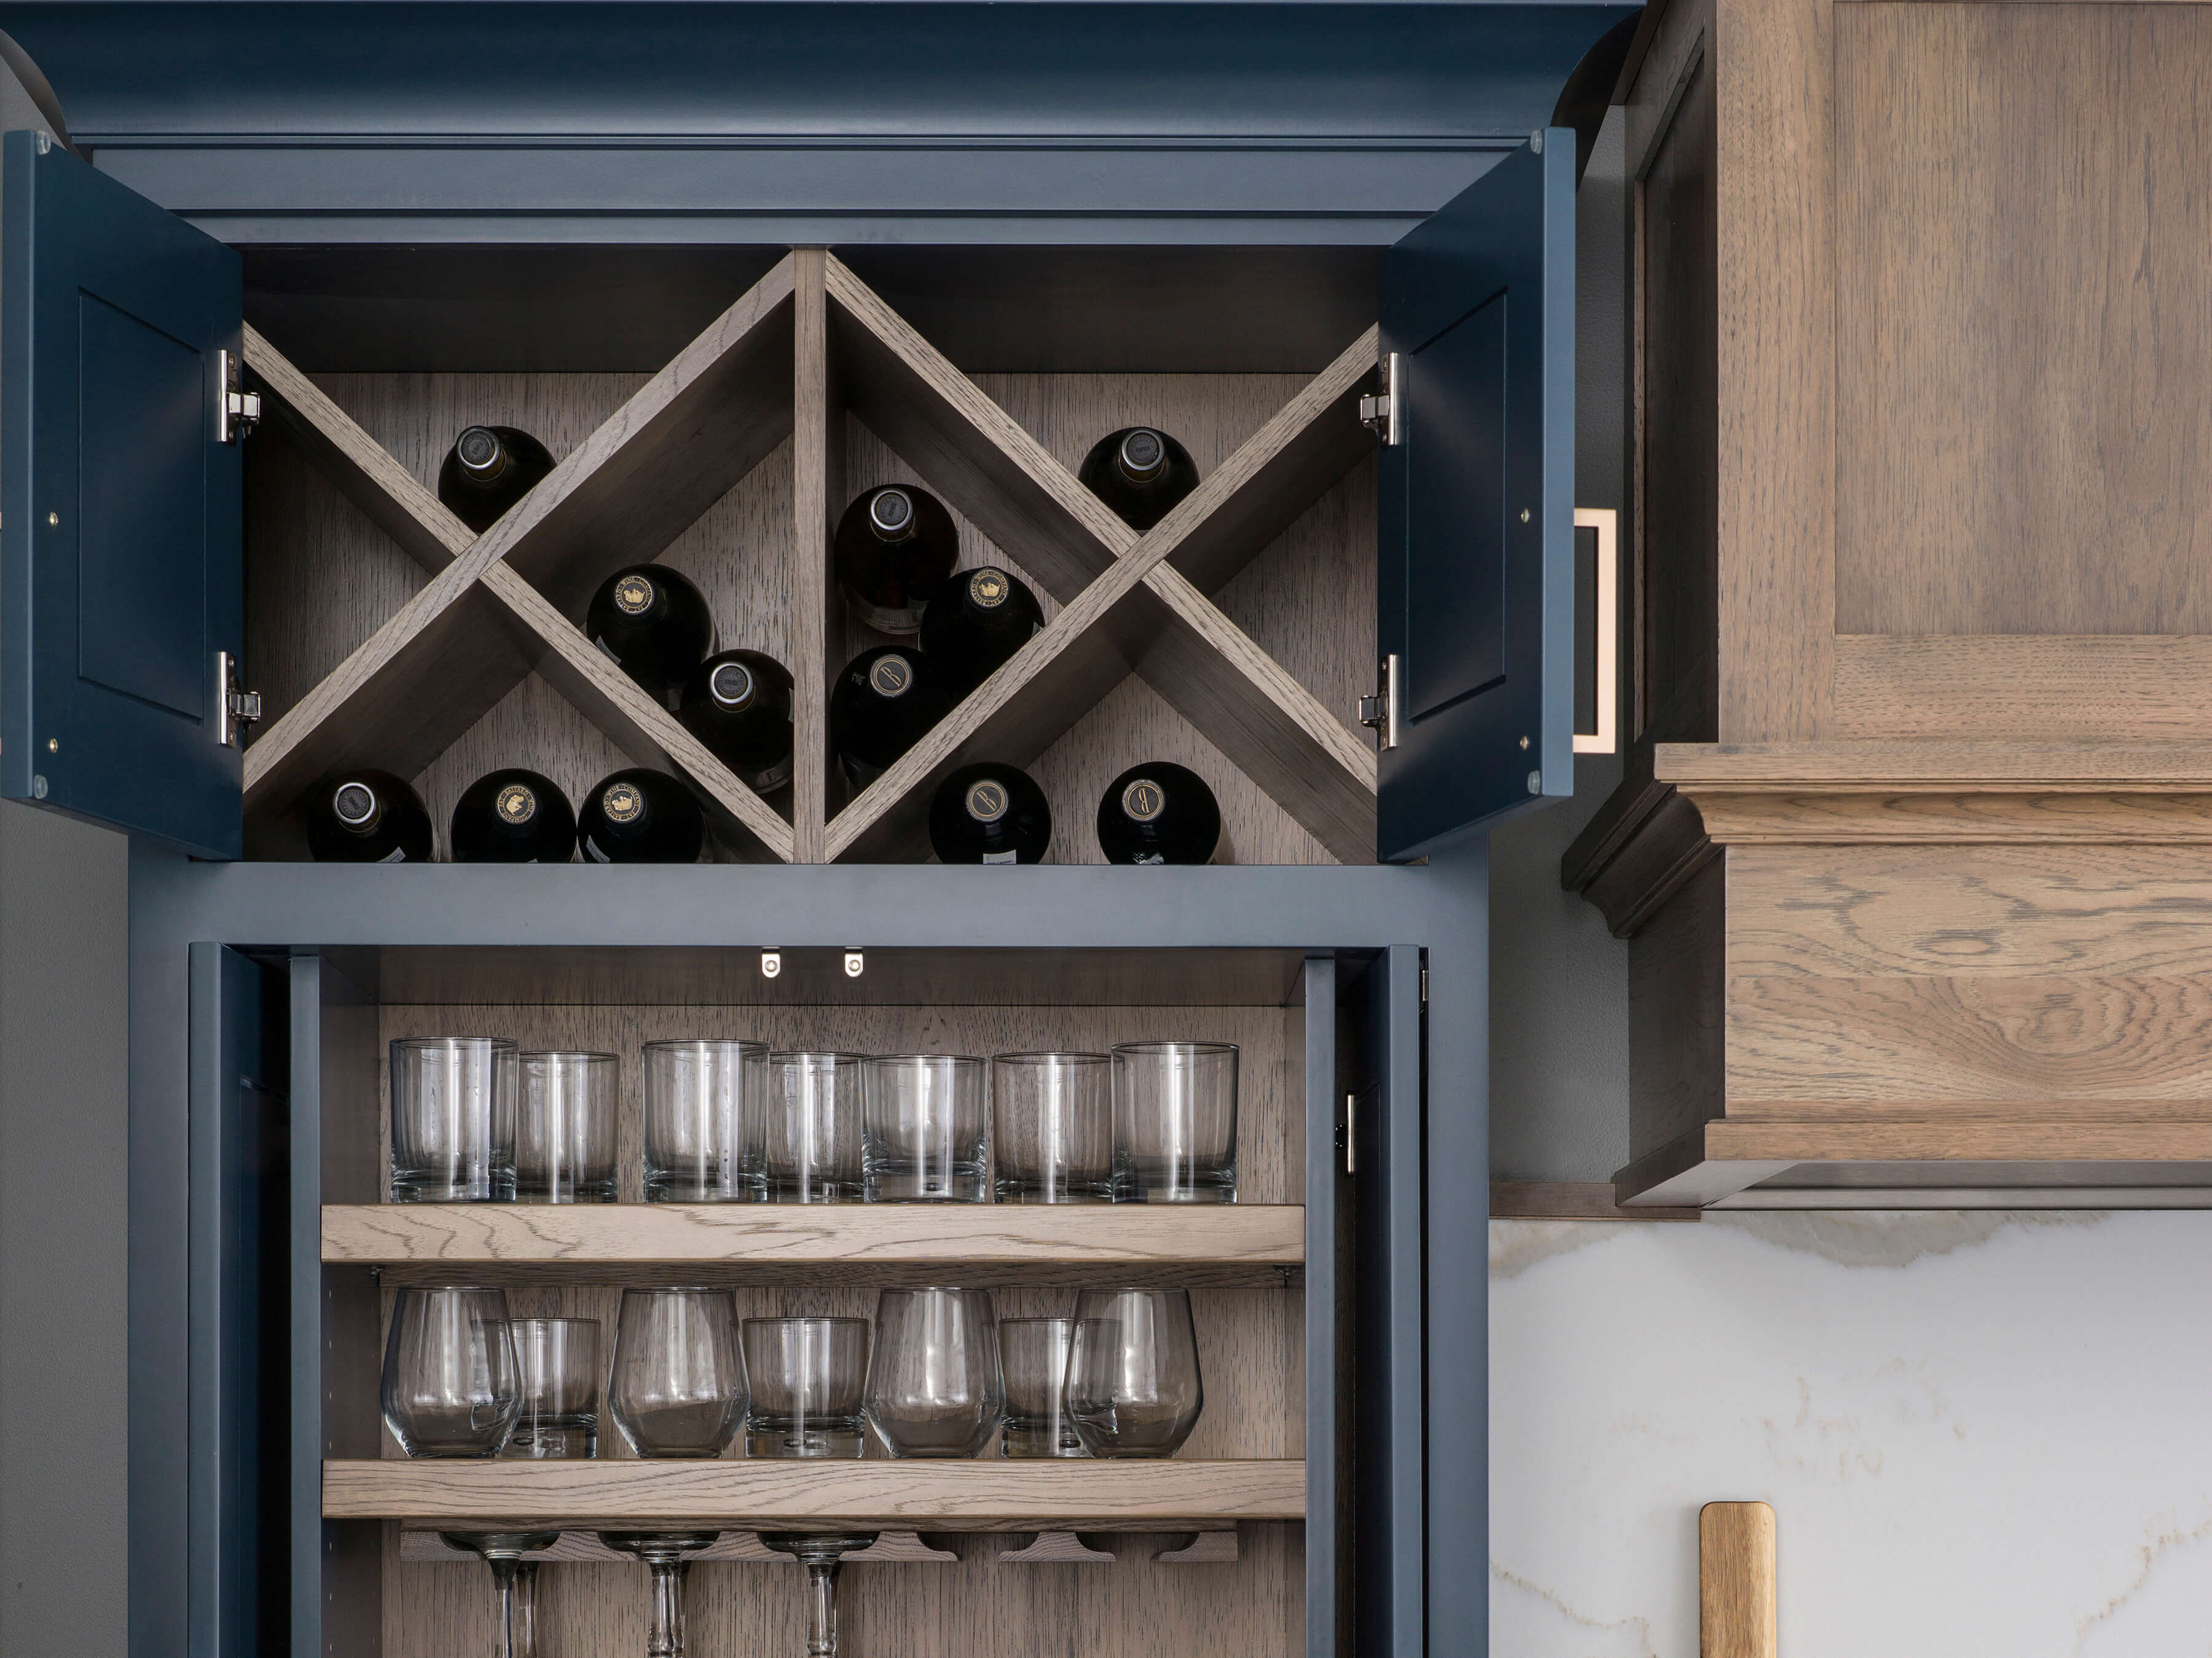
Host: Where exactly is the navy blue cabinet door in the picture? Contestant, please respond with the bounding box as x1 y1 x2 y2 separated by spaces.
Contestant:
2 130 243 858
1376 130 1574 862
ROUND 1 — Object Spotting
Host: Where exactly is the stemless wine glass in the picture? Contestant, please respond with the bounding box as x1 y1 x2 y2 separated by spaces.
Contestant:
643 1039 769 1203
742 1316 871 1458
862 1287 1003 1457
861 1055 988 1203
390 1037 518 1201
380 1286 522 1456
998 1317 1085 1458
1110 1041 1238 1203
439 1531 558 1658
992 1052 1112 1203
1065 1287 1204 1458
516 1050 619 1203
504 1316 602 1459
607 1287 747 1457
766 1052 867 1202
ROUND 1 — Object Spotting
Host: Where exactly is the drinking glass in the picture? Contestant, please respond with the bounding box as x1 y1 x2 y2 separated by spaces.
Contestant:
379 1286 522 1456
992 1052 1111 1203
1110 1042 1238 1203
599 1531 723 1658
742 1316 870 1458
766 1052 867 1202
439 1531 557 1658
862 1287 1002 1458
997 1317 1085 1458
390 1037 517 1201
607 1287 747 1458
1065 1287 1204 1457
643 1039 768 1203
861 1055 987 1203
760 1532 880 1658
516 1050 619 1203
504 1316 602 1459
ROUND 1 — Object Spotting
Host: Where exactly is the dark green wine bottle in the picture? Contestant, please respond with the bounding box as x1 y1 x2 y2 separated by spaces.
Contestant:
578 769 704 864
919 565 1043 696
678 650 795 794
450 769 576 863
928 763 1051 865
584 565 715 707
1096 761 1222 865
437 425 556 532
1077 427 1200 533
834 485 959 633
304 770 433 863
830 646 952 788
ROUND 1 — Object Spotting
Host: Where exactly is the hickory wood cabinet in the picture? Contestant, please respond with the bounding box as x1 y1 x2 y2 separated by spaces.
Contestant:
1570 0 2212 1207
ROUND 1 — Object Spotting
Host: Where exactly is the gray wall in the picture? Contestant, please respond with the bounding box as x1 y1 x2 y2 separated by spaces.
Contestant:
1488 108 1633 1184
0 800 130 1657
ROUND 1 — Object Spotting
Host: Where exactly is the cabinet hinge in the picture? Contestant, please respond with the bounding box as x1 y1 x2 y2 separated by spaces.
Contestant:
218 348 261 444
1357 654 1402 752
1359 351 1400 447
1421 965 1429 1003
215 650 261 748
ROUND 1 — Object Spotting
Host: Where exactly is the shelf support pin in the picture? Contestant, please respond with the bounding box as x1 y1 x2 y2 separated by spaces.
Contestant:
843 949 865 979
759 949 782 979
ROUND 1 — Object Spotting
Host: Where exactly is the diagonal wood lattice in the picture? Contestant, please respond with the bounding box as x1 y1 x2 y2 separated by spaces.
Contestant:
241 250 1379 863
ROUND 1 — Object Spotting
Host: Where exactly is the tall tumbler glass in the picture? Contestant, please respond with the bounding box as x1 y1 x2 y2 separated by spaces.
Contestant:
516 1051 619 1203
862 1055 988 1203
992 1052 1112 1203
504 1316 602 1459
863 1287 1003 1458
1065 1287 1204 1458
390 1037 517 1201
742 1316 871 1458
1110 1042 1238 1203
380 1286 522 1456
607 1287 747 1458
643 1039 768 1203
766 1053 867 1203
997 1318 1085 1458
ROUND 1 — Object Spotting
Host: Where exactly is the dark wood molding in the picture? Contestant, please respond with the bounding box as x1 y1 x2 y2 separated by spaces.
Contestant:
1491 1181 1700 1222
1559 742 1718 938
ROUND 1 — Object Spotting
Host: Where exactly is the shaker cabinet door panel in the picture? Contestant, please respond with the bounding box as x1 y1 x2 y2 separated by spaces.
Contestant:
1376 130 1574 860
2 130 243 858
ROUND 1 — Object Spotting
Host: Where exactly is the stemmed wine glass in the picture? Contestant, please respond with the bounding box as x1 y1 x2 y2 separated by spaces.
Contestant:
439 1531 558 1658
603 1287 747 1658
759 1531 881 1658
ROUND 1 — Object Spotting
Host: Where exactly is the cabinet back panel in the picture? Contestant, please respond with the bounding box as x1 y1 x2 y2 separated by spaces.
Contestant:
1835 4 2212 637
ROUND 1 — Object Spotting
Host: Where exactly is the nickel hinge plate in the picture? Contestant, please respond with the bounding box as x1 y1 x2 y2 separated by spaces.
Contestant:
218 348 261 444
1357 653 1402 752
1359 351 1400 447
215 650 261 748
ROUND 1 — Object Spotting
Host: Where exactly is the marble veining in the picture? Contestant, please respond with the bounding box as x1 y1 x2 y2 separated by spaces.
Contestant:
1490 1212 2212 1655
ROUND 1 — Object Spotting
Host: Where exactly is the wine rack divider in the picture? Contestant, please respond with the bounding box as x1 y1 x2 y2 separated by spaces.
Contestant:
239 246 1379 862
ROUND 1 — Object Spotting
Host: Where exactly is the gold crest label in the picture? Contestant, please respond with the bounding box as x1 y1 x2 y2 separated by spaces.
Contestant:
496 783 538 825
603 783 644 823
869 654 914 698
613 573 654 615
965 779 1010 823
1121 778 1166 822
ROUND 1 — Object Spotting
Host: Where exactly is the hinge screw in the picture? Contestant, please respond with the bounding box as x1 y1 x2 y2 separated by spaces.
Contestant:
46 511 57 527
46 737 58 753
1518 735 1529 750
1520 508 1531 523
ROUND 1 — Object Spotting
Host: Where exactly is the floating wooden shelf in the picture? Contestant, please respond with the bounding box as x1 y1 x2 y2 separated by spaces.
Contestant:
323 1203 1303 1281
239 248 1379 863
324 1458 1304 1530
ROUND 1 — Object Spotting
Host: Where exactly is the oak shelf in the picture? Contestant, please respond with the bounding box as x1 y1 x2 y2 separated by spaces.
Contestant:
323 1458 1305 1531
323 1202 1303 1286
240 248 1379 863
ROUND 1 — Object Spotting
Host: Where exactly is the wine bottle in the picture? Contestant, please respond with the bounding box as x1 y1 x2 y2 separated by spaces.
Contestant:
304 769 433 863
834 485 959 633
1096 761 1222 865
1077 426 1200 533
437 425 556 533
450 768 577 864
584 565 715 707
918 565 1043 695
830 646 952 788
578 769 704 864
678 650 795 794
928 762 1051 865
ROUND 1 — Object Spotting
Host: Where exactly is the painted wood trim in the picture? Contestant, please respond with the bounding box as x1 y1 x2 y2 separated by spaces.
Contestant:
1699 1502 1777 1658
1715 0 1834 742
322 1459 1306 1528
1835 634 2212 739
322 1203 1305 1267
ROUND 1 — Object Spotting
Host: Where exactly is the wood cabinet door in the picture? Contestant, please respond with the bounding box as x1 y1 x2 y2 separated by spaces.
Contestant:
1376 129 1574 861
2 131 243 857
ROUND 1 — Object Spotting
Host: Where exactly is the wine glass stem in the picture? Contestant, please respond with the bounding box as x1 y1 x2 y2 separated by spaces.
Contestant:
488 1559 521 1658
805 1560 844 1658
514 1562 540 1658
648 1559 691 1658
